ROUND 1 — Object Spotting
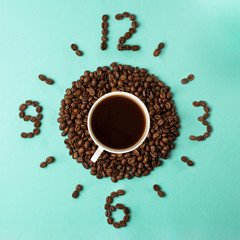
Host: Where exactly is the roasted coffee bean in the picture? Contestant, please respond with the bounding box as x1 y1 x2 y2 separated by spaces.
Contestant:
34 121 41 128
113 222 121 228
204 106 210 112
117 189 125 195
129 14 135 21
30 116 37 122
102 21 108 29
207 125 212 132
101 42 107 50
123 207 130 214
19 104 27 111
23 115 31 121
110 205 116 211
187 74 195 81
198 116 204 122
72 191 79 198
21 132 28 138
124 32 131 39
71 44 78 51
116 203 124 209
102 15 109 21
157 191 165 197
36 106 42 113
105 203 110 210
196 135 204 141
105 211 111 217
101 36 108 42
76 50 83 56
36 114 43 120
192 101 199 107
45 78 54 85
129 28 136 34
131 45 140 51
153 184 160 191
110 192 118 198
181 78 188 84
46 156 55 164
40 162 47 168
123 12 129 18
75 184 83 191
120 220 126 227
32 101 39 107
187 160 194 166
202 120 208 126
153 49 160 57
181 156 188 162
117 44 123 51
199 101 206 107
33 128 40 135
106 196 113 204
123 215 130 222
25 100 32 105
158 43 165 49
119 37 125 44
203 132 209 138
115 14 123 20
123 45 131 50
107 217 114 224
19 111 25 118
102 29 108 35
203 113 209 119
27 132 34 138
38 74 46 81
131 21 138 28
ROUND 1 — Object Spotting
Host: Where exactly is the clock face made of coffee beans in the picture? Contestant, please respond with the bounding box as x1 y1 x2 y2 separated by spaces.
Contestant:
18 12 212 229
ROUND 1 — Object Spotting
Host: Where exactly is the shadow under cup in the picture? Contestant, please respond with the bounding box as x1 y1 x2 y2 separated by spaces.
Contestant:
88 92 150 154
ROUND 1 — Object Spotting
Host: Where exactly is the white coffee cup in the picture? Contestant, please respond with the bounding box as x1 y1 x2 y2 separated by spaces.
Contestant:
88 91 150 162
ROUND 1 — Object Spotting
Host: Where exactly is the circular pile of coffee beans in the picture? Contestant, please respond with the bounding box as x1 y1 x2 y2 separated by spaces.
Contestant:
181 156 194 166
153 184 165 197
189 100 212 141
70 44 83 57
38 74 55 85
105 189 130 228
58 62 180 182
115 12 140 51
153 42 165 57
101 15 109 50
40 156 55 168
19 100 43 138
72 184 83 198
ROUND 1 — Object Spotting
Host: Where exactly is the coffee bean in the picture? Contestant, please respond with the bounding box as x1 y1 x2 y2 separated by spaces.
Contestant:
117 44 123 51
187 74 195 81
23 115 31 121
131 21 138 28
124 32 131 39
123 215 130 222
198 116 204 122
34 121 41 128
36 106 42 113
117 189 125 195
204 106 210 112
71 44 78 51
38 74 46 81
123 207 130 214
123 45 131 50
36 114 43 120
153 49 160 57
120 220 126 227
203 132 209 138
181 78 188 84
110 192 118 198
19 104 27 111
113 222 121 228
115 14 123 20
129 14 135 21
106 196 113 204
192 101 199 107
199 101 206 107
119 37 125 44
157 191 165 197
105 211 111 217
116 203 124 209
187 160 194 166
109 206 115 212
196 135 204 141
27 132 34 138
46 156 54 164
207 125 212 132
158 43 165 49
101 42 107 50
76 50 83 56
40 162 47 168
30 116 37 122
129 28 136 34
72 191 79 198
45 78 54 85
102 15 109 21
101 36 108 42
75 184 83 191
21 132 28 138
33 128 40 135
202 120 208 126
107 217 114 224
32 101 39 107
131 45 140 51
25 100 32 105
203 113 209 119
102 21 108 29
19 111 25 118
181 156 188 162
123 12 129 18
153 184 160 191
102 29 108 36
105 203 110 210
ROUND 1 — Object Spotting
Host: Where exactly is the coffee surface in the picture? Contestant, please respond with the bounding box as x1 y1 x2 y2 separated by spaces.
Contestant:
91 95 146 149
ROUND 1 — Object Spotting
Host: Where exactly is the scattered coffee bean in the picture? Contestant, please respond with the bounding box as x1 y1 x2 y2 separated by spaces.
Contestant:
101 42 107 50
157 191 165 197
107 217 114 224
30 116 37 122
123 207 130 214
204 106 210 113
192 101 199 107
131 45 140 51
76 50 83 56
153 49 160 57
202 120 208 126
187 160 194 166
129 14 136 21
46 156 55 164
72 190 79 198
110 205 116 212
117 189 125 195
181 78 188 84
38 74 46 81
199 101 206 107
19 111 25 118
203 113 209 119
105 211 111 217
75 184 83 192
32 101 39 107
113 222 120 228
123 12 129 18
116 203 124 209
105 203 110 210
19 104 27 111
187 74 195 81
102 15 108 21
207 125 212 132
110 192 118 198
71 44 78 51
25 100 32 105
181 156 188 162
120 220 126 227
131 21 138 28
106 196 113 204
36 106 42 113
45 78 54 85
115 14 123 20
23 115 31 121
123 214 130 222
158 43 165 49
36 114 43 120
33 128 40 135
21 132 28 138
198 116 204 122
34 121 41 128
40 162 47 168
153 184 160 191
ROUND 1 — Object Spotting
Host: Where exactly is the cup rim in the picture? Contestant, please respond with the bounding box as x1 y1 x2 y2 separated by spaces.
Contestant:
87 91 150 154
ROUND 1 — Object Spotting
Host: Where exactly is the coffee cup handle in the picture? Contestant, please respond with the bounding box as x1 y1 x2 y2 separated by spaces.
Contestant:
91 146 104 162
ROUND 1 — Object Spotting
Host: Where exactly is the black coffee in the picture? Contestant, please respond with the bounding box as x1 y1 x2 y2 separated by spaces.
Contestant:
91 95 146 149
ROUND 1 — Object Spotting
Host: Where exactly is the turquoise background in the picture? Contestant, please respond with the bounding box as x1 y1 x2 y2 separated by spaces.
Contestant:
1 0 240 239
